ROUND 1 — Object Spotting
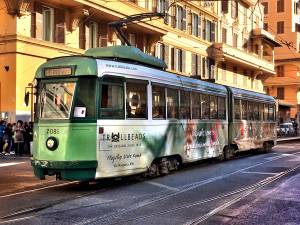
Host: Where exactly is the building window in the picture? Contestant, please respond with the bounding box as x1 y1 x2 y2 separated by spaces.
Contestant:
89 21 98 48
191 13 200 37
233 33 238 48
221 0 228 13
192 54 201 76
296 24 300 32
277 0 284 13
277 87 284 99
264 23 268 31
277 65 284 77
295 1 300 14
202 58 215 79
176 5 186 31
157 0 167 13
231 0 238 19
42 6 54 42
277 21 284 34
262 2 268 14
222 28 227 43
155 43 165 61
129 33 136 46
203 19 215 42
175 49 183 72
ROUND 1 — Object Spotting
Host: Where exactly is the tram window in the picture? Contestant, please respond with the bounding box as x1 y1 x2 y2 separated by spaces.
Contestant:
263 104 269 121
269 105 275 121
253 103 259 120
74 78 96 119
234 99 241 120
218 97 226 120
180 91 190 119
241 100 247 120
191 92 201 119
100 81 124 119
210 95 218 119
167 88 179 119
201 94 210 119
259 103 264 120
126 82 147 119
248 102 254 120
152 86 166 119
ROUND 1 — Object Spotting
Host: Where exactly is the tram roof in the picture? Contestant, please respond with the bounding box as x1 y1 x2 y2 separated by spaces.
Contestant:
85 46 167 70
228 86 275 103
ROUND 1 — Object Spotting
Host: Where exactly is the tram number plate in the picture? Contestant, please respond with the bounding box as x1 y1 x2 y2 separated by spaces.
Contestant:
46 128 59 135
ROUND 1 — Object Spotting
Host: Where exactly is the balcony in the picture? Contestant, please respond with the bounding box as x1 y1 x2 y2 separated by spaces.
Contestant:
211 43 276 74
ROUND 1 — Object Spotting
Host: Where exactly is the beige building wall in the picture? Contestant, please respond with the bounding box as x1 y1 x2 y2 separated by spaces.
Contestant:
0 0 278 122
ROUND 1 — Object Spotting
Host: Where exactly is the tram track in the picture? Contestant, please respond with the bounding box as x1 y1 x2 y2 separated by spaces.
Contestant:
0 151 298 224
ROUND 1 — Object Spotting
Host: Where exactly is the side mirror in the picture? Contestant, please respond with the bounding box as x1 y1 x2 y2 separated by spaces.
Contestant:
24 91 30 106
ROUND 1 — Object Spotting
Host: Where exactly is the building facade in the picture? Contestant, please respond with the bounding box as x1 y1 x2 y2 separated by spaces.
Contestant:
0 0 278 122
262 0 300 123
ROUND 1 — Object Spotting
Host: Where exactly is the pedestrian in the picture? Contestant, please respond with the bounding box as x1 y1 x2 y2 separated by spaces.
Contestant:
23 122 32 155
14 120 25 156
0 120 6 151
3 123 13 155
293 121 298 136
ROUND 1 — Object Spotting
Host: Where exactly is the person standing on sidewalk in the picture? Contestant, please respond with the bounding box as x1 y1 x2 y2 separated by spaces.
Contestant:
2 123 13 155
14 120 25 156
0 120 6 151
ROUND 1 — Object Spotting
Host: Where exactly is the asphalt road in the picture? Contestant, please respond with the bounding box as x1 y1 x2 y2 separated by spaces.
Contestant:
0 142 299 225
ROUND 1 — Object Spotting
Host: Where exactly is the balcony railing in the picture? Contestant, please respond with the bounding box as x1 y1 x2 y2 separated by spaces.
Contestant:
212 43 275 74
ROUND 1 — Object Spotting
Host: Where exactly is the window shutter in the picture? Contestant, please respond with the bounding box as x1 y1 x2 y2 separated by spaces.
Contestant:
182 50 186 73
172 5 177 28
221 0 228 13
165 0 169 24
174 48 178 71
197 55 201 76
206 20 210 41
99 23 108 47
211 22 215 42
54 9 65 43
85 23 90 49
79 24 85 49
187 11 192 35
164 44 169 68
35 2 43 39
182 9 186 31
191 54 196 75
202 18 206 40
198 15 201 38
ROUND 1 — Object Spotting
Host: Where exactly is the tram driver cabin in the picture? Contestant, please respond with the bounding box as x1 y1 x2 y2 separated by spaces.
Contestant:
31 46 276 181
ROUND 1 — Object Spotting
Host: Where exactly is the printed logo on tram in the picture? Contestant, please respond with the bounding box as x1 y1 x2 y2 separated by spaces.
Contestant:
102 132 146 142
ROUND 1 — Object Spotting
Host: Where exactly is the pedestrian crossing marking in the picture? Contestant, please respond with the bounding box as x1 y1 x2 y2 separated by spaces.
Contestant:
0 162 25 168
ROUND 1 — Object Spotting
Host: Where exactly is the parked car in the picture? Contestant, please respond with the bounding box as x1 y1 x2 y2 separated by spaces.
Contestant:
277 122 296 136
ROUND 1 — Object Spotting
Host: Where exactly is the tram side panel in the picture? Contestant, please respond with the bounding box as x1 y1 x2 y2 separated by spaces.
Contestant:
96 119 228 179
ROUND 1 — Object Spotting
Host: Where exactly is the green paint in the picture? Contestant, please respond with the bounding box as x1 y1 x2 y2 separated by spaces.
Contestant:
32 123 97 161
36 57 98 78
85 46 167 69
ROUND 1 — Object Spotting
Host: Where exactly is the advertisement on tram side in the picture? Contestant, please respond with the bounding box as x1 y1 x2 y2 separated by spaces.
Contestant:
96 120 228 178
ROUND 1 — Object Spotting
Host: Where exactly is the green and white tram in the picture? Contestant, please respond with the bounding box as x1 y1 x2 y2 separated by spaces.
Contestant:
31 46 276 181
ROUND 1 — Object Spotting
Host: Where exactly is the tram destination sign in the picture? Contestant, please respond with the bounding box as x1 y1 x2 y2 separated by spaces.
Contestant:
44 67 73 77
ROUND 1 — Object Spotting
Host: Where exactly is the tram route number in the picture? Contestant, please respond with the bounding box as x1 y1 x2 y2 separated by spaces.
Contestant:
46 128 60 135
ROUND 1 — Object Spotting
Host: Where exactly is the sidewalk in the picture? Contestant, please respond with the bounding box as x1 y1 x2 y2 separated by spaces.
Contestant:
277 135 300 143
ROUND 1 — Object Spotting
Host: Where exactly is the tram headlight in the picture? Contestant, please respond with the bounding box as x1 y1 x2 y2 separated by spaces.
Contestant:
46 137 58 151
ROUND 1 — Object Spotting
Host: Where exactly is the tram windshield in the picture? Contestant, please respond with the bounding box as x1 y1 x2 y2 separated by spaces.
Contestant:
39 82 76 119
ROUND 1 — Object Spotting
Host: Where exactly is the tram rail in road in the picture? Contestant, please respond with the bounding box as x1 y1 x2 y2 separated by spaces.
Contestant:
0 148 299 225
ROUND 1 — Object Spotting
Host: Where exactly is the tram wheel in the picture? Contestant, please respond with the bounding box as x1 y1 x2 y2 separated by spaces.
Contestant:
148 162 159 177
263 142 273 153
223 146 235 160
